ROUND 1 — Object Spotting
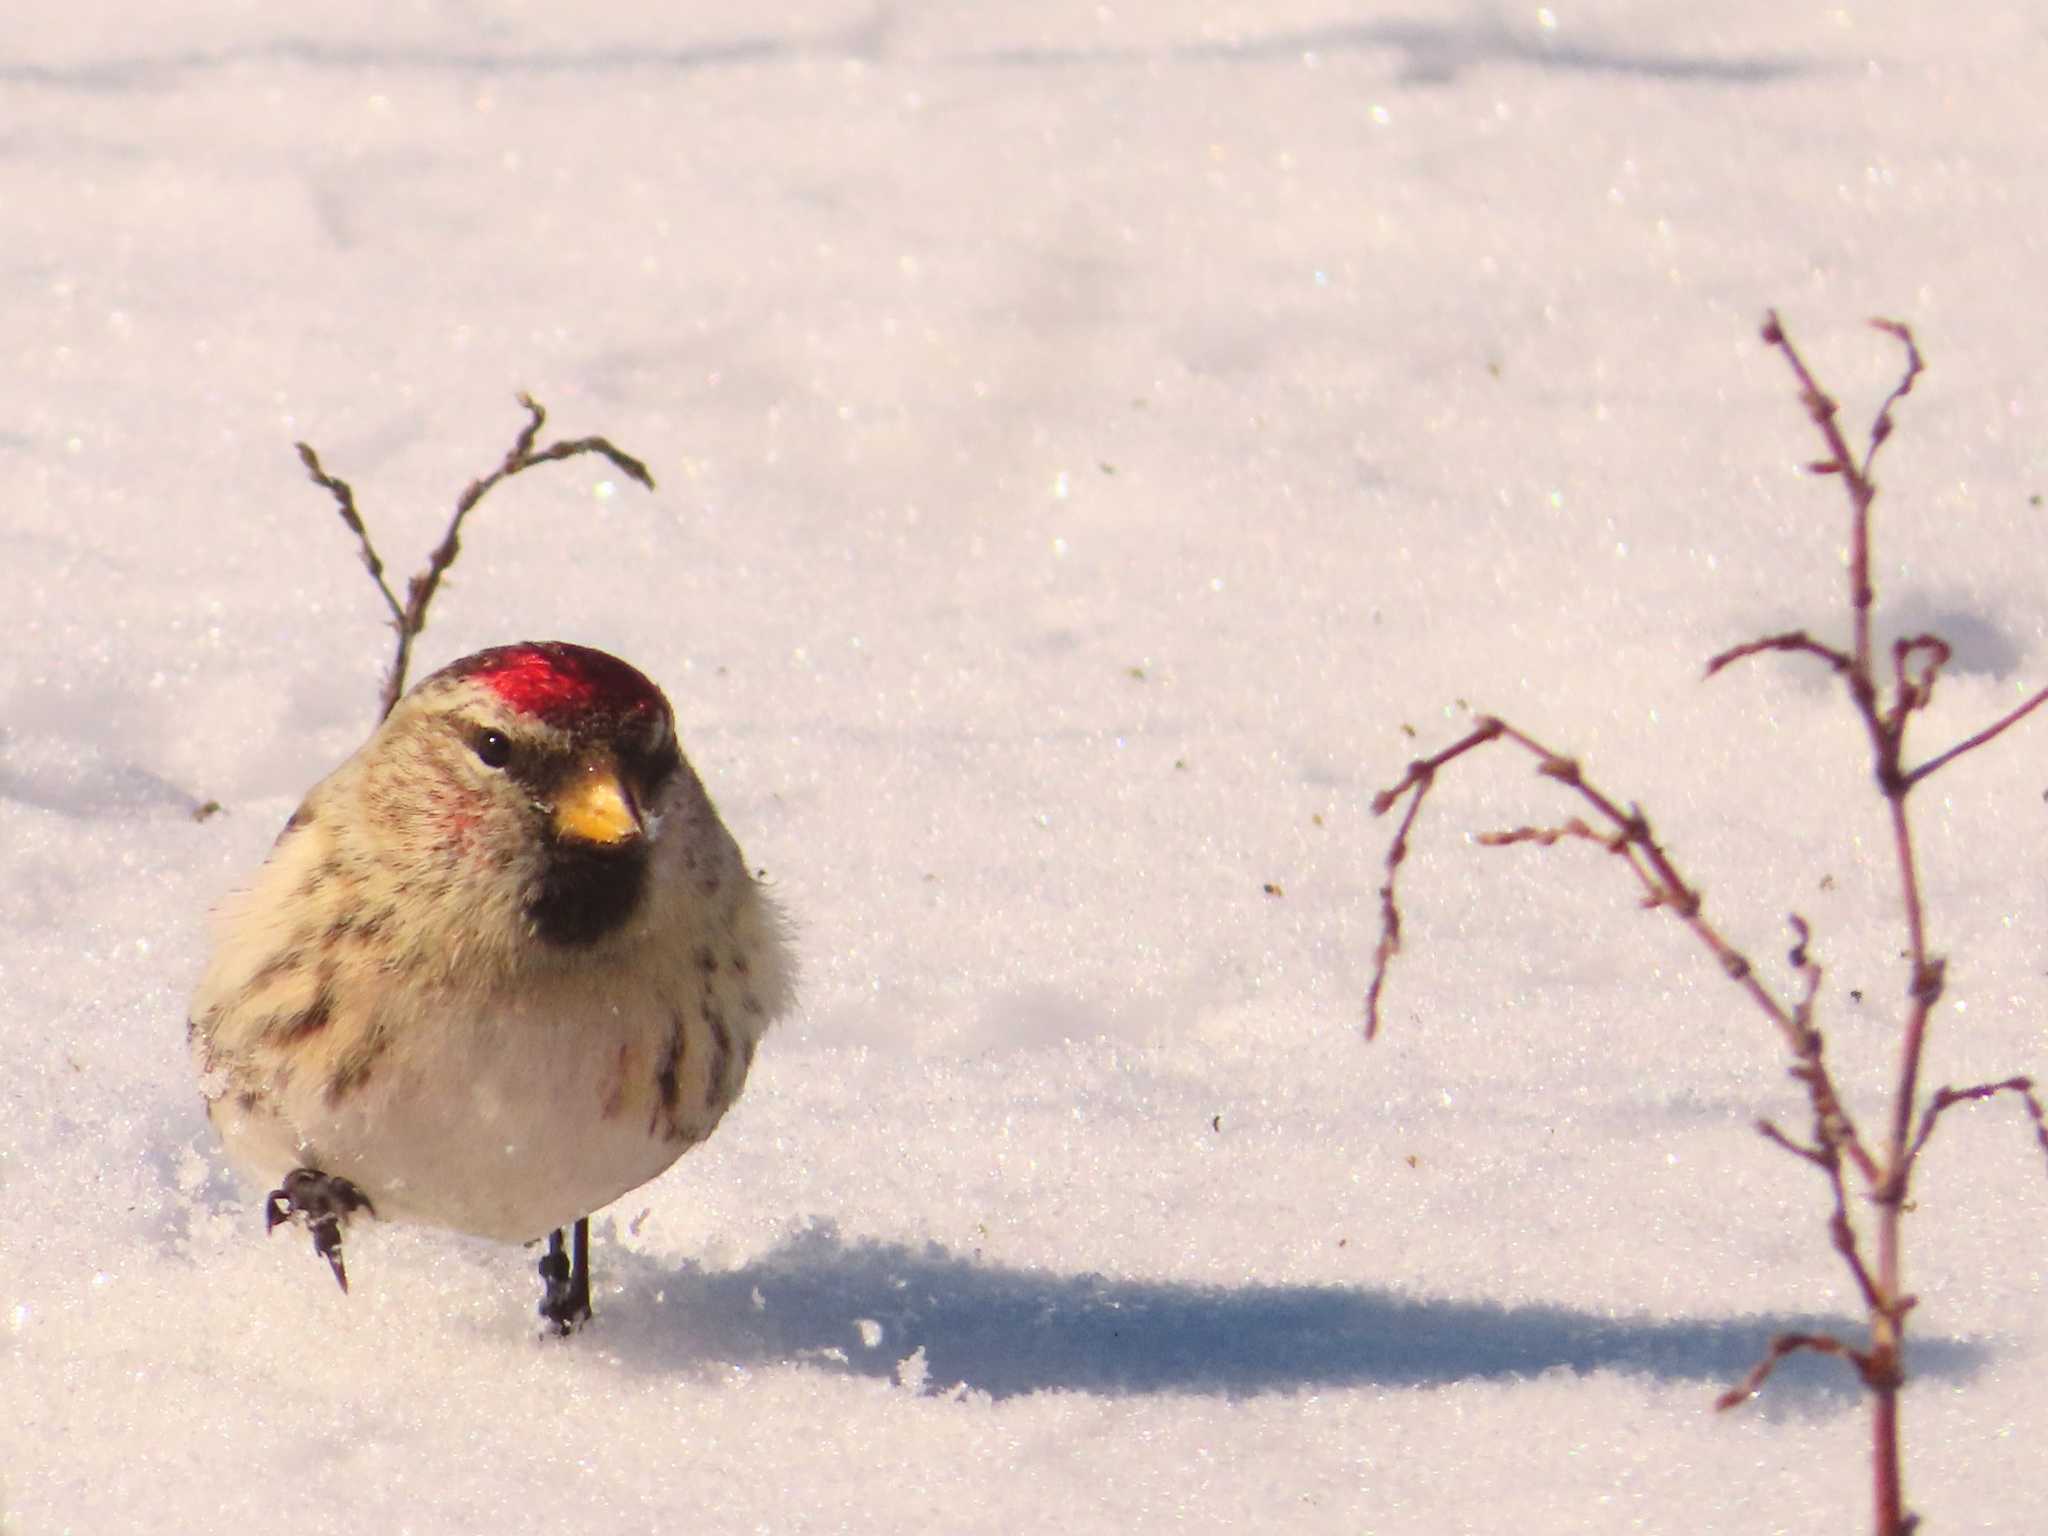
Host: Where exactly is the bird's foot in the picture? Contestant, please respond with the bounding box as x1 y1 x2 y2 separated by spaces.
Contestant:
265 1168 373 1293
537 1219 593 1335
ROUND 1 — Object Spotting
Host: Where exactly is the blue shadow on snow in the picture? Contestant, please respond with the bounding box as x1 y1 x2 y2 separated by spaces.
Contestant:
0 12 1808 94
599 1221 1983 1405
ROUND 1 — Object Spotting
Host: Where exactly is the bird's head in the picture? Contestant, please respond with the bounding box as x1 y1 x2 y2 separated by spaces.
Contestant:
365 641 692 953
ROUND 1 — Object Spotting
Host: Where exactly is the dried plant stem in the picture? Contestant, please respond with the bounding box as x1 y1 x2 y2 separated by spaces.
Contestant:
296 395 656 720
1906 685 2048 785
1364 314 2048 1536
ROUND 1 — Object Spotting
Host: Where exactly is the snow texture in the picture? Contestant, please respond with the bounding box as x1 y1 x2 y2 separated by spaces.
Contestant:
8 2 2048 1531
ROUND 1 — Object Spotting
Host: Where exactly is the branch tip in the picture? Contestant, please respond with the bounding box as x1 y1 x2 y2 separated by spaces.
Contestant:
1716 1332 1861 1411
295 396 658 719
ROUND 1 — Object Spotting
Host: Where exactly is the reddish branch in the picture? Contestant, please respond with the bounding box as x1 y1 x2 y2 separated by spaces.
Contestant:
1364 718 1503 1038
1755 309 1920 682
1907 686 2048 784
1906 1077 2048 1170
297 395 656 720
1714 1331 1870 1411
1363 313 2048 1536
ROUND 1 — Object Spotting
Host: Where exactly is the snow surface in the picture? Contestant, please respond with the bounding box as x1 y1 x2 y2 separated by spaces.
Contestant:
8 2 2048 1531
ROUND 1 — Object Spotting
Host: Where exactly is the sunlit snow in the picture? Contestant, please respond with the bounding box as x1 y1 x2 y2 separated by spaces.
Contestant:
9 3 2048 1531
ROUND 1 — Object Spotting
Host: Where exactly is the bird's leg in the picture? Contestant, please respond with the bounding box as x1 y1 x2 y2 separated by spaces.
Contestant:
537 1217 593 1334
265 1167 373 1293
537 1229 569 1312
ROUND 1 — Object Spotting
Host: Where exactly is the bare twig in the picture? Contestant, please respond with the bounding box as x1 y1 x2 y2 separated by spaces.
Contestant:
1705 630 1853 679
1786 913 1823 1026
1716 1331 1867 1411
296 395 657 720
1904 1076 2048 1171
295 444 406 634
1376 723 1779 1044
1756 1117 1829 1167
1363 313 2042 1535
1759 312 1921 673
1825 1156 1890 1320
1364 718 1504 1039
1861 319 1928 479
1887 636 1950 726
1906 683 2048 786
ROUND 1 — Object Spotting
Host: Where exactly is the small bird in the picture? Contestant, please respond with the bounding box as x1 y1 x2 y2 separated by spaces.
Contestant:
188 641 792 1331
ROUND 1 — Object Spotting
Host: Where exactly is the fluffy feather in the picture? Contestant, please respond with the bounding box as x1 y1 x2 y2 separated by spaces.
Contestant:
189 642 792 1250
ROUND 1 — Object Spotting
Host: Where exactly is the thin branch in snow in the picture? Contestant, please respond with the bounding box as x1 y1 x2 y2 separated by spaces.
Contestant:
1363 716 1503 1039
1706 630 1853 679
295 442 406 635
296 395 657 720
1716 1331 1869 1412
1905 1077 2048 1173
1360 312 2045 1535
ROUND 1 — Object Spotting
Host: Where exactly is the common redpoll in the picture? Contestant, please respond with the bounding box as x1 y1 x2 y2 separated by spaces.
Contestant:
188 641 792 1331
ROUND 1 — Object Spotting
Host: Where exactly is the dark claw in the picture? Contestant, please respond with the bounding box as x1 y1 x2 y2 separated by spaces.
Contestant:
537 1218 593 1334
265 1168 374 1293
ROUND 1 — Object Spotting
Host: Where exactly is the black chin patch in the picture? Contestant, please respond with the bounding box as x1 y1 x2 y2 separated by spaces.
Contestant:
530 838 650 947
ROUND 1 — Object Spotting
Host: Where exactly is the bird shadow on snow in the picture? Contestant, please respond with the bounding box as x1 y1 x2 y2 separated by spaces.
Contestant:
595 1221 1983 1407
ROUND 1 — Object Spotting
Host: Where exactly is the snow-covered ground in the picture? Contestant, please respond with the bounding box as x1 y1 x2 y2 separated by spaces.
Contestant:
9 2 2048 1530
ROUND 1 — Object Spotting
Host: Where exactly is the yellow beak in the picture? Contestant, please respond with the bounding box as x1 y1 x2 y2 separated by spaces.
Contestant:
551 757 641 846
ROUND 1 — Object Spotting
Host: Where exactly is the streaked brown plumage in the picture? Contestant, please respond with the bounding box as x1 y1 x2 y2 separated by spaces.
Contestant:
189 642 792 1327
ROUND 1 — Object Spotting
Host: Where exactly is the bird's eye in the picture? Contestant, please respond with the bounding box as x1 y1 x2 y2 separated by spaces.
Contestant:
473 729 513 769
